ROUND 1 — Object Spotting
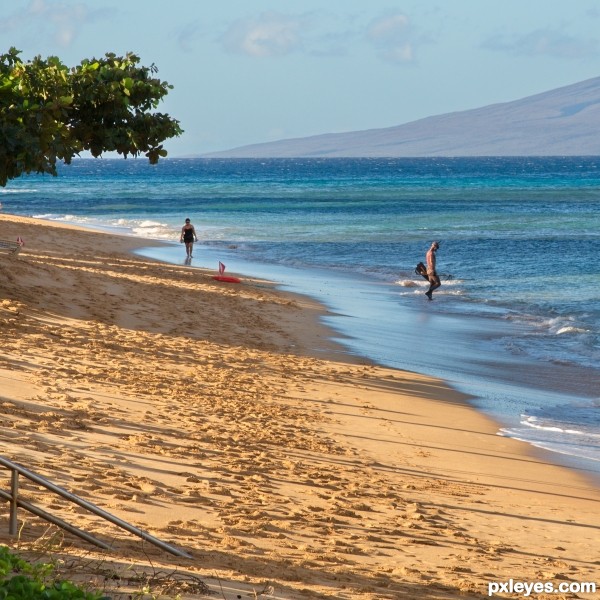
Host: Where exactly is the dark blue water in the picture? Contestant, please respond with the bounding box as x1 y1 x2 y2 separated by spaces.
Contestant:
3 157 600 474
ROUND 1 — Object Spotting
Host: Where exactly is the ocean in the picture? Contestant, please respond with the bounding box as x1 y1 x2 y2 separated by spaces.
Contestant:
3 157 600 479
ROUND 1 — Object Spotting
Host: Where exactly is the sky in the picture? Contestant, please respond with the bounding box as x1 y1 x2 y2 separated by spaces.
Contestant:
2 0 600 157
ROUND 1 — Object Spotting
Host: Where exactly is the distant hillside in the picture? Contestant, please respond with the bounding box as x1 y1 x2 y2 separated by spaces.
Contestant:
204 77 600 157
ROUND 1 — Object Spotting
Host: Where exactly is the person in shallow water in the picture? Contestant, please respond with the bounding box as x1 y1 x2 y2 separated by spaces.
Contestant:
180 218 198 258
425 241 441 300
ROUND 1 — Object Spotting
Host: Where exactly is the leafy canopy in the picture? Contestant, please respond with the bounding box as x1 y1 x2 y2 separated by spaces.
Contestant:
0 48 183 186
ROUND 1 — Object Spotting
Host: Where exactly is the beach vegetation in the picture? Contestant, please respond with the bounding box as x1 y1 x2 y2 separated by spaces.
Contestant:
0 47 183 186
0 545 107 599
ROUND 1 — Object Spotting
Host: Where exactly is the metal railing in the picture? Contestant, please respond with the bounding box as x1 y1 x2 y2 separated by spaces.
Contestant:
0 456 192 558
0 239 23 256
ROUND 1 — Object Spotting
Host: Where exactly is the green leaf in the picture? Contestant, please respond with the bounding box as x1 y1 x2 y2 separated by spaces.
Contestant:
0 49 182 186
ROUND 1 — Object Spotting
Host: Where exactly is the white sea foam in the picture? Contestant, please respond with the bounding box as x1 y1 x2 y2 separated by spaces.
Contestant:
499 430 600 462
32 213 94 224
499 401 600 463
556 325 588 335
109 218 176 240
396 279 420 287
131 225 175 239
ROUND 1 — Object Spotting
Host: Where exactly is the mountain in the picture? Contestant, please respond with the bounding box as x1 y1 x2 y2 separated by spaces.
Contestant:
203 77 600 157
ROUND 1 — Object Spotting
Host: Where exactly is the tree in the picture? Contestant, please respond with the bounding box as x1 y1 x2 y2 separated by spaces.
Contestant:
0 48 183 186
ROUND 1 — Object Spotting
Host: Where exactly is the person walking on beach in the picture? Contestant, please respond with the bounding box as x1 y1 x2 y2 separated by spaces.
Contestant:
425 241 441 300
180 218 198 258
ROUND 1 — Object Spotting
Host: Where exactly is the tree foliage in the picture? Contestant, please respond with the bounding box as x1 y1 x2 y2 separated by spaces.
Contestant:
0 48 183 186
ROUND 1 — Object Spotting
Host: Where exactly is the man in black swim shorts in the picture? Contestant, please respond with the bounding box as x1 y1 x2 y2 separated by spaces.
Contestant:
425 241 441 300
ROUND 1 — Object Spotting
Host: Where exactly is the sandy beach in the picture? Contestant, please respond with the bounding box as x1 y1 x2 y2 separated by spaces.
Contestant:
0 213 598 599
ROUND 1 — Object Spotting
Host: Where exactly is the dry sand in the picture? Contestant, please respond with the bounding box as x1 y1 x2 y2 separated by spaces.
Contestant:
0 213 598 599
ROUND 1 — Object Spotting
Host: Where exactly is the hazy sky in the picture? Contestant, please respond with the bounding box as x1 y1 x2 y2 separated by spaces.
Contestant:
2 0 600 156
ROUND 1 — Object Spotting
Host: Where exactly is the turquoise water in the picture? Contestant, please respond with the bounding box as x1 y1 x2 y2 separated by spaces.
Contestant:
3 157 600 476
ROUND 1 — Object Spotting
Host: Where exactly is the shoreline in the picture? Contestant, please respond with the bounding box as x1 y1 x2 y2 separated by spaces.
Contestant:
1 213 599 599
139 238 600 484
